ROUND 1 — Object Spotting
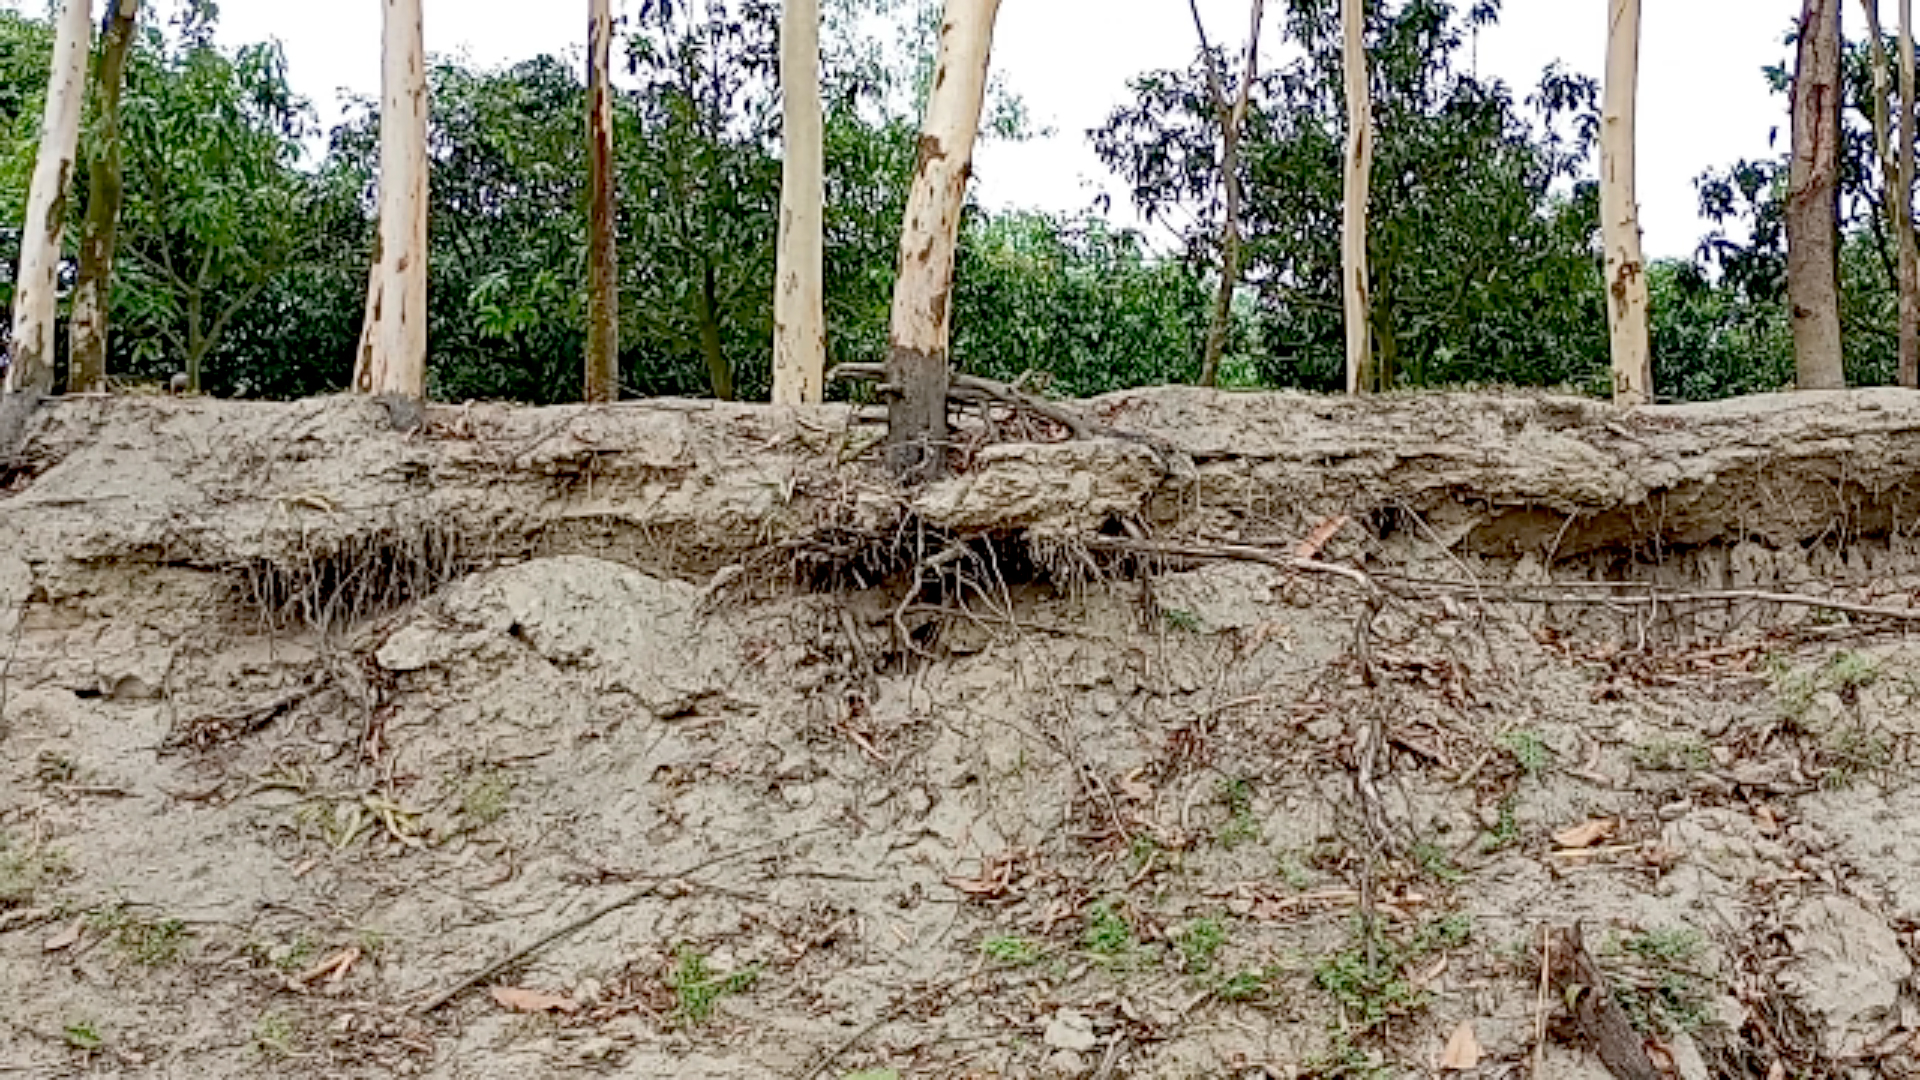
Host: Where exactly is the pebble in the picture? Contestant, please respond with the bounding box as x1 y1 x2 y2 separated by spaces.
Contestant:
1043 1008 1098 1053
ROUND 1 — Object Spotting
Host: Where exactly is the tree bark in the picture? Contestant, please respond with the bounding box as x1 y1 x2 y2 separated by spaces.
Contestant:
356 0 429 401
1341 0 1374 394
1601 0 1652 406
585 0 619 404
1787 0 1847 390
6 0 94 397
1900 0 1919 387
698 263 734 401
883 0 1001 481
1188 0 1264 390
69 0 139 396
772 0 826 406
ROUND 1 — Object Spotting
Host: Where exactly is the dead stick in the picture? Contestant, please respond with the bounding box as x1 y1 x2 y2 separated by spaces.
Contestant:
1547 924 1662 1080
415 828 829 1014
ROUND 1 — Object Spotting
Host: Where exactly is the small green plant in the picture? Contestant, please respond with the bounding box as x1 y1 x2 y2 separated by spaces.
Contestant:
1500 730 1552 777
1633 737 1710 773
1162 608 1204 633
88 905 188 967
981 935 1044 966
1083 900 1137 959
0 832 68 908
1214 966 1279 1003
1313 914 1471 1034
63 1020 103 1052
665 946 760 1026
460 768 512 826
1216 778 1262 850
1826 650 1881 691
1480 795 1520 853
35 750 80 786
1276 851 1314 890
1303 1034 1393 1079
1612 927 1713 1037
251 933 317 973
1127 833 1160 871
253 1011 296 1058
1177 915 1228 974
1410 841 1465 885
1820 727 1893 790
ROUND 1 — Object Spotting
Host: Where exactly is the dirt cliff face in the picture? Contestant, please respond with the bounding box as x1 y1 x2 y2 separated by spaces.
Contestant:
3 391 1920 1079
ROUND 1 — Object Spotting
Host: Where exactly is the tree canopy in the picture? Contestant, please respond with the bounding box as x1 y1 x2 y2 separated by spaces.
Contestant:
0 0 1909 404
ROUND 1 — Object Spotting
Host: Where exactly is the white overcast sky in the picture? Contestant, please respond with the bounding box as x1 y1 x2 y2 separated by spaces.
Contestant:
211 0 1803 259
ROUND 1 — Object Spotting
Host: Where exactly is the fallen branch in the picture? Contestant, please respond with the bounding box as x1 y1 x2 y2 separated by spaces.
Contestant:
1080 536 1378 594
830 363 1172 450
1379 574 1920 623
415 828 829 1014
1547 924 1663 1080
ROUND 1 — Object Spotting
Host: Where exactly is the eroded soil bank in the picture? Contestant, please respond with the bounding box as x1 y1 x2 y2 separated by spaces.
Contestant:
4 389 1920 1079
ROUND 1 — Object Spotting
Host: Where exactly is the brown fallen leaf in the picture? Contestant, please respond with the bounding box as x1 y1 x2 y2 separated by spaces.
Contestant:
490 985 579 1014
43 920 83 952
1754 803 1781 838
1440 1020 1482 1070
1553 817 1619 850
1295 514 1352 560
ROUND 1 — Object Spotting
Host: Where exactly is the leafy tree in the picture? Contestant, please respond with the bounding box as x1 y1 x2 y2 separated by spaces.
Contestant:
1094 0 1611 394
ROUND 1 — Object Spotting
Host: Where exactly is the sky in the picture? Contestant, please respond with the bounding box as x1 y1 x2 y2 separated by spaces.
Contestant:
211 0 1806 260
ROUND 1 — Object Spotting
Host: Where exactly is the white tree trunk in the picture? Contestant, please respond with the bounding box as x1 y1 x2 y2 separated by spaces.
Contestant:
884 0 1001 480
6 0 93 396
1901 0 1919 387
356 0 429 401
1601 0 1652 406
585 0 619 403
772 0 826 406
1341 0 1375 394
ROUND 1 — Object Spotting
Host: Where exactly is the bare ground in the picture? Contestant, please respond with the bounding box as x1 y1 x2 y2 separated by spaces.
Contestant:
4 390 1920 1079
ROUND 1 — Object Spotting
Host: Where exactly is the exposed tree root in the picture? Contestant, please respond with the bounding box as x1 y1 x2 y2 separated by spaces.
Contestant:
1547 924 1664 1080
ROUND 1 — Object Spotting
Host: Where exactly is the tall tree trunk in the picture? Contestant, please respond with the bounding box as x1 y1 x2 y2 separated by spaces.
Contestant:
356 0 429 401
69 0 139 396
884 0 1000 481
1601 0 1652 406
698 263 734 401
1341 0 1374 394
1859 0 1914 387
1787 0 1846 390
585 0 619 403
5 0 93 397
1188 0 1264 389
1901 0 1919 387
772 0 826 406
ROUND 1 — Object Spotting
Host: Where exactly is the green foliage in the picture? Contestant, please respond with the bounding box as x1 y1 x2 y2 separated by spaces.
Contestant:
980 935 1044 966
1500 730 1552 777
1216 778 1262 849
63 1019 103 1052
1094 0 1608 394
1611 927 1714 1037
0 831 68 908
1409 840 1464 885
1177 915 1228 974
1313 913 1471 1034
87 904 189 967
1479 795 1520 852
1082 899 1137 960
1632 737 1711 773
665 945 760 1026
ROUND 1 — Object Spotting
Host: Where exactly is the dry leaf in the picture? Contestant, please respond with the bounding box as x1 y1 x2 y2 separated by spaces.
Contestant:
1553 817 1619 850
490 986 578 1014
1440 1020 1482 1070
1295 514 1352 560
1754 803 1781 837
43 920 83 952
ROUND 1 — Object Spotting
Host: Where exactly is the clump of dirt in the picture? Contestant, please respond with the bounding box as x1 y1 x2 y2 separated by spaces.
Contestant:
3 390 1920 1079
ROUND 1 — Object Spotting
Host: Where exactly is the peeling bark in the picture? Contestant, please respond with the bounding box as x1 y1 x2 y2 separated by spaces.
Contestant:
1341 0 1374 394
884 0 1001 481
356 0 429 401
585 0 620 404
1787 0 1847 390
772 0 825 406
1601 0 1652 406
69 0 140 396
7 0 94 398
